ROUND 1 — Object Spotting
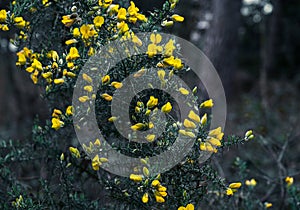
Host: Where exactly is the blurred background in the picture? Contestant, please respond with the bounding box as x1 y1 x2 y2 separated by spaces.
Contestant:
0 0 300 205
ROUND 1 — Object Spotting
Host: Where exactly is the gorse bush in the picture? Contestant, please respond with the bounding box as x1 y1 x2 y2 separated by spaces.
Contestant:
0 0 299 209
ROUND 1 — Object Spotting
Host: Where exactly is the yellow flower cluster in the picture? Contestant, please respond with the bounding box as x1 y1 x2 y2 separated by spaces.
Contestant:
51 106 73 130
244 129 254 141
152 179 168 203
200 127 224 153
92 154 108 170
147 34 163 58
11 195 24 208
82 138 103 158
0 9 9 31
14 16 27 28
51 109 64 130
226 182 242 196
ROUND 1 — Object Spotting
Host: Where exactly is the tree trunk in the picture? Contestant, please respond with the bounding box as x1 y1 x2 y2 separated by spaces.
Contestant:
0 49 48 139
260 0 282 115
203 0 242 98
0 0 49 139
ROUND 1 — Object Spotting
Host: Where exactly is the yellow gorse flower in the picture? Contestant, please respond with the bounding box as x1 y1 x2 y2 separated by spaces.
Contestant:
183 119 196 129
142 193 149 203
52 109 62 118
131 123 145 131
14 16 26 28
99 0 113 8
82 73 93 83
12 195 23 208
66 47 80 61
92 154 108 170
102 75 110 84
229 182 242 189
127 1 147 23
69 147 81 158
80 24 97 40
65 39 78 45
226 182 242 196
179 87 189 95
285 176 294 187
66 106 73 116
245 179 257 187
111 81 123 89
178 203 195 210
157 69 166 81
54 78 64 85
79 96 89 102
26 58 43 73
129 174 143 182
161 102 172 113
62 14 78 27
108 116 118 122
245 129 254 141
73 28 80 37
84 85 93 92
200 113 207 125
147 96 158 108
93 16 104 28
172 14 184 22
226 188 233 196
164 39 176 57
188 110 200 123
101 93 113 101
51 118 64 130
117 8 127 21
200 99 214 108
153 183 167 203
161 20 174 27
264 202 272 208
117 21 129 33
163 56 183 69
0 10 7 22
147 33 163 57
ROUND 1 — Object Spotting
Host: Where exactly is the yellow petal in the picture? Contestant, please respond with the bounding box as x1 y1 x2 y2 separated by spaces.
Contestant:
200 113 207 125
208 137 221 146
82 73 93 83
129 174 143 182
84 85 93 92
131 123 145 131
102 75 110 84
142 193 149 203
151 180 160 187
179 87 189 95
209 127 222 136
188 110 200 123
200 99 214 108
146 134 156 142
171 14 184 22
78 96 89 102
186 204 195 210
161 102 172 113
111 81 123 89
101 93 113 101
183 119 196 129
143 167 149 177
229 182 242 189
226 188 233 196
